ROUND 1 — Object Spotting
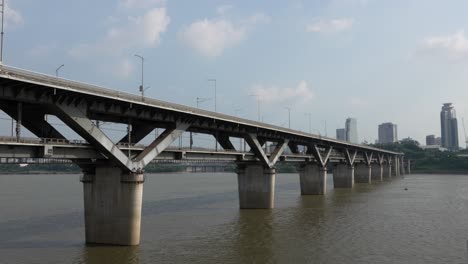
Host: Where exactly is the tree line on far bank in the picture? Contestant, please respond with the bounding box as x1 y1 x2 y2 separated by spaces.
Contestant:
373 138 468 174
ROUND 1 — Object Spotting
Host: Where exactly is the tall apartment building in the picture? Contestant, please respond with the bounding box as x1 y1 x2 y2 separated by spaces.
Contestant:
440 103 459 151
426 135 436 145
345 118 358 143
378 122 398 144
336 128 346 141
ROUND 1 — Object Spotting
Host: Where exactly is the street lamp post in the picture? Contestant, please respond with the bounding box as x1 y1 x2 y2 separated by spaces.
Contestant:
55 64 64 77
305 113 312 133
285 107 291 129
134 54 144 100
0 0 5 63
207 79 217 112
249 94 261 121
234 108 243 151
322 120 327 136
191 97 212 149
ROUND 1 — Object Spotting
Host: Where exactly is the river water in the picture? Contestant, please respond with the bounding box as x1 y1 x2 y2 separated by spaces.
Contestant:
0 172 468 263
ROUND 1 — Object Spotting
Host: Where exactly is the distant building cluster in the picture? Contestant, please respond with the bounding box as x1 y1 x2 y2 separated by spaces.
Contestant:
336 118 358 143
332 103 463 151
423 103 460 151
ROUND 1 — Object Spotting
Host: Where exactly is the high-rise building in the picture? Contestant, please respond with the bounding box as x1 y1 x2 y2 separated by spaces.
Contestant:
378 122 398 144
440 103 459 151
345 118 358 143
336 128 346 141
426 135 436 145
435 137 442 146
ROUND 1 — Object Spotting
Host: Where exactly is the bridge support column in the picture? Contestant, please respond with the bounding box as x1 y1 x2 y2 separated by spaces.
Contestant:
237 163 275 209
371 164 383 182
299 163 327 195
81 166 144 245
333 163 354 188
393 157 400 177
355 163 371 184
383 163 391 178
407 160 411 174
400 158 405 175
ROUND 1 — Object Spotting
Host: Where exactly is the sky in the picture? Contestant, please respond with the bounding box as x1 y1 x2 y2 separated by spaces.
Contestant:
2 0 468 147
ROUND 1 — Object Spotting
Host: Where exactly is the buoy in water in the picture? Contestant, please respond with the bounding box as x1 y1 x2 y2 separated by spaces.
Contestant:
404 187 408 191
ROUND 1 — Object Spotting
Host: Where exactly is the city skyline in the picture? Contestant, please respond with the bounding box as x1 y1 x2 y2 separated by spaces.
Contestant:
0 1 467 147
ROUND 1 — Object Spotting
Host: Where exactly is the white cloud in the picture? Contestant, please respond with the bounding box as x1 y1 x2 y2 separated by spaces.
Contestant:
5 3 23 29
420 30 468 61
179 13 270 57
250 80 314 104
350 97 364 106
119 0 165 9
116 59 135 79
27 44 58 58
69 7 170 58
306 18 354 33
216 5 233 15
179 19 245 57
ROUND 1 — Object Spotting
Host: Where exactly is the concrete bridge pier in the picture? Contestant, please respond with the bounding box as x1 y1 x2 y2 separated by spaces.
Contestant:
299 163 327 195
407 160 411 174
383 163 392 178
393 157 400 177
371 164 383 182
81 166 144 246
354 163 371 184
333 163 354 188
400 158 405 175
237 162 275 209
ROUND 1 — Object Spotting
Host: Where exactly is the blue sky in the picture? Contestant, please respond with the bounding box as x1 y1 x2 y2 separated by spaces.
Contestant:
2 0 468 147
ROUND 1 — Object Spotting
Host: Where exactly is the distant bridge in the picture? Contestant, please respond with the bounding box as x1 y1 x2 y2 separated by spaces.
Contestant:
0 65 408 245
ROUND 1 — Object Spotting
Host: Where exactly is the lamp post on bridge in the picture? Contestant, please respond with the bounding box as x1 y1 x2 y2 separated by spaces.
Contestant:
305 112 312 133
285 107 291 129
234 108 243 151
249 93 261 122
207 79 218 151
55 64 64 77
0 0 5 64
191 97 212 149
134 54 144 100
207 79 217 112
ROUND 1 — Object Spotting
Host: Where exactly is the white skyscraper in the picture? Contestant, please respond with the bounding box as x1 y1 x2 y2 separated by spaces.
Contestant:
345 118 358 143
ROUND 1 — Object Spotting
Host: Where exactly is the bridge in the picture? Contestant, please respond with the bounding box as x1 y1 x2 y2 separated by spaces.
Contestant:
0 65 408 246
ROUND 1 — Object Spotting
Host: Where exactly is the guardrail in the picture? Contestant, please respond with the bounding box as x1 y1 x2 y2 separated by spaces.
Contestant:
0 65 402 156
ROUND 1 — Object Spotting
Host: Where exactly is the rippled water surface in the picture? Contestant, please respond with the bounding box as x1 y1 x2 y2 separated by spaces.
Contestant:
1 172 468 263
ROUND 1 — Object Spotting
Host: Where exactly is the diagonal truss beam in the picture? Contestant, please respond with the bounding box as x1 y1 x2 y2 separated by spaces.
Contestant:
308 144 333 168
0 102 65 139
134 122 190 168
54 103 135 171
118 123 155 144
213 132 236 151
384 154 392 164
269 139 289 165
363 152 373 166
288 142 299 154
244 133 288 168
344 149 357 166
377 153 384 165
